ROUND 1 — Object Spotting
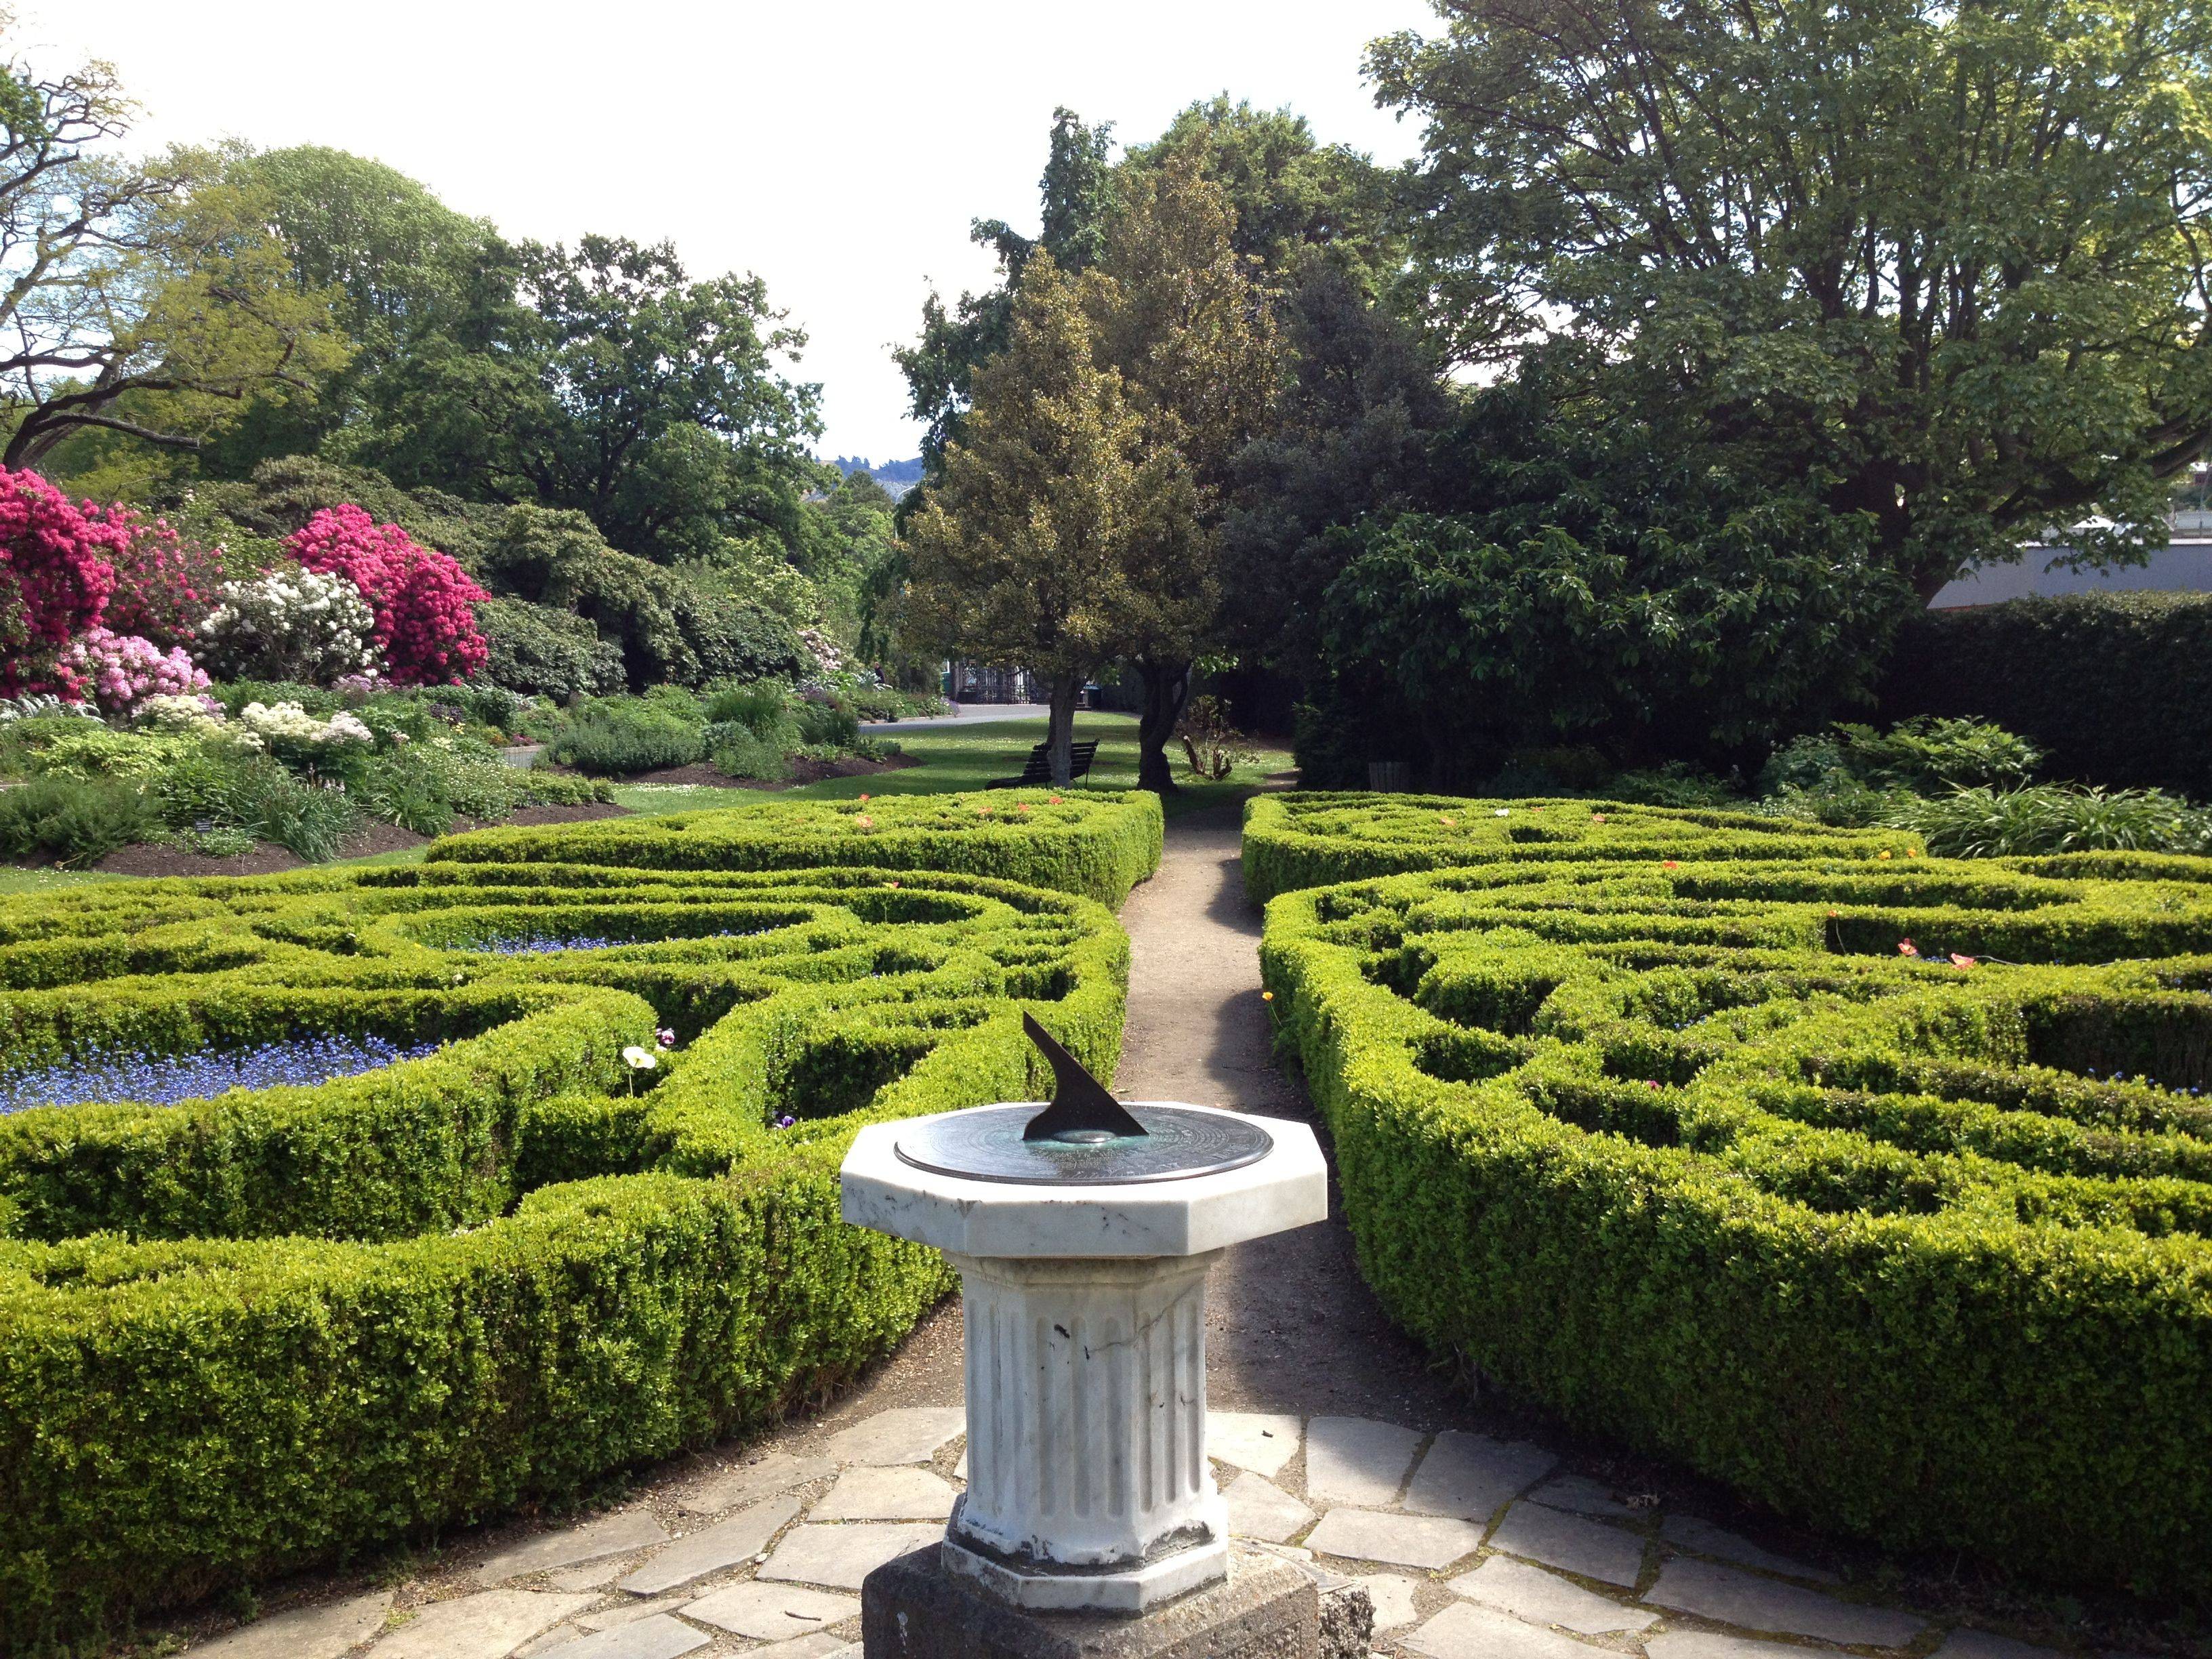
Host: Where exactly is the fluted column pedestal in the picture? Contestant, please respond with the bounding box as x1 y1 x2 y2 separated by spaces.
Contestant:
943 1251 1227 1611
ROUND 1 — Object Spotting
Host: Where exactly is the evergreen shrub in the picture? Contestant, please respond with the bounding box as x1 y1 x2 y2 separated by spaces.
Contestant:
0 852 1132 1650
1256 792 2212 1597
434 790 1166 907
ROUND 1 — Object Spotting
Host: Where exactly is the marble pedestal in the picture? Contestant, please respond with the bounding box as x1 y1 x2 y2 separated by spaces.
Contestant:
840 1103 1326 1615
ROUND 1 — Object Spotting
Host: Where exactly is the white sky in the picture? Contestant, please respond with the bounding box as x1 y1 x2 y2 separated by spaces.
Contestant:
17 0 1437 465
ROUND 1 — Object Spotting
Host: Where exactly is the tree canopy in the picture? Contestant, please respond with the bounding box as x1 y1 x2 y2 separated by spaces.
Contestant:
1370 0 2212 598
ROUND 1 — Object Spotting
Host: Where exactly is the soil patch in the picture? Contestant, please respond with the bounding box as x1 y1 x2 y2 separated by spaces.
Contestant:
623 752 922 791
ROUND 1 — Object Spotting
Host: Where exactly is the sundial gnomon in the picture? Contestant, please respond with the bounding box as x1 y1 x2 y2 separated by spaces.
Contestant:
894 1014 1273 1185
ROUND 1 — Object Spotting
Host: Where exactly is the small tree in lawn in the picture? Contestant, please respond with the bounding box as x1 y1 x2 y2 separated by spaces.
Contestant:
904 253 1193 786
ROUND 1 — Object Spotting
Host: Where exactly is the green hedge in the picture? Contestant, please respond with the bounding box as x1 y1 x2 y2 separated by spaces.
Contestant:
1258 813 2212 1599
0 859 1130 1652
432 790 1166 907
1881 593 2212 798
1242 792 1914 904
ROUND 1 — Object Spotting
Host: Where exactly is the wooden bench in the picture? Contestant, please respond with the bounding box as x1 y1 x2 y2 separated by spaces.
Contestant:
987 740 1099 789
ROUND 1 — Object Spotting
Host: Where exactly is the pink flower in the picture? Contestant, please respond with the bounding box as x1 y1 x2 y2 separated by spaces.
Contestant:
287 506 488 685
1898 939 1919 958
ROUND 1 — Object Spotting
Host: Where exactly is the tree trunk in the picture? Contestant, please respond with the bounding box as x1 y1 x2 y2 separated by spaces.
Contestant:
1136 659 1193 795
1046 670 1080 786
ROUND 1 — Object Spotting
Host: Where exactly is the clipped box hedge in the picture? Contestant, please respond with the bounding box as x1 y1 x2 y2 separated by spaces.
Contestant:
0 857 1131 1652
1257 798 2212 1598
430 789 1166 907
1242 791 1914 904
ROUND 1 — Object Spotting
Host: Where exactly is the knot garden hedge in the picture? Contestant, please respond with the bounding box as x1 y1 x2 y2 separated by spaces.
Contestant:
0 791 1151 1650
430 788 1166 907
1254 793 2212 1598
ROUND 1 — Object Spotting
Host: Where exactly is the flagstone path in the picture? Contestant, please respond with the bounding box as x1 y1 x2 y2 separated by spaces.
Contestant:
177 805 2070 1659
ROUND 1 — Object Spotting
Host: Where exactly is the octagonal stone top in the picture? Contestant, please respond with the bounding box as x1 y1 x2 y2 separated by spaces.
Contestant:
840 1103 1327 1258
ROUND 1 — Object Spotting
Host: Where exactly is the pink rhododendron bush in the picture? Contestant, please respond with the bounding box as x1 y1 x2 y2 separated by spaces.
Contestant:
288 506 489 685
58 628 211 716
0 468 123 694
97 505 228 649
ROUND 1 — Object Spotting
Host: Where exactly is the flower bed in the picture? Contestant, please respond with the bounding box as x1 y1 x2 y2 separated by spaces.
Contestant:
1257 808 2212 1598
430 789 1166 906
0 1033 438 1111
0 857 1130 1649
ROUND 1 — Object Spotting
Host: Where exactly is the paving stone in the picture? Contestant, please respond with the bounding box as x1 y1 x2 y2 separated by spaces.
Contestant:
1661 1515 1837 1583
577 1595 689 1631
546 1561 626 1592
1447 1556 1657 1634
821 1406 964 1466
751 1638 854 1659
1403 1601 1608 1659
1646 1559 1927 1647
1937 1631 2066 1659
1305 1416 1425 1507
617 1494 802 1594
367 1590 595 1659
1306 1507 1486 1571
684 1578 863 1639
1527 1474 1645 1519
514 1627 588 1659
811 1465 959 1521
758 1521 947 1590
476 1511 671 1582
1645 1633 1814 1659
676 1452 836 1516
1225 1471 1317 1542
1405 1431 1558 1523
1488 1502 1646 1587
530 1616 708 1659
1353 1574 1420 1631
188 1590 394 1658
1210 1411 1304 1477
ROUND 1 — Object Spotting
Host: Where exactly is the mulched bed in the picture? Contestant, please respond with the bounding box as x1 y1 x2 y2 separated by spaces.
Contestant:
83 800 636 880
623 753 922 790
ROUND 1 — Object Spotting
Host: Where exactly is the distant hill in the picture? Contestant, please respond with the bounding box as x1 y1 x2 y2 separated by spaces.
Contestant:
830 455 924 497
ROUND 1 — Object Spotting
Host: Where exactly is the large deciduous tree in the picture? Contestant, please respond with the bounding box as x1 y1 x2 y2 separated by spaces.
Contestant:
0 23 344 472
1369 0 2212 599
903 253 1194 785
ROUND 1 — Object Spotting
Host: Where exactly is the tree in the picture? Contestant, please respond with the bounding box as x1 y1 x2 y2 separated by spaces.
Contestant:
1121 97 1403 284
0 22 345 472
903 254 1194 785
895 108 1118 480
1088 150 1282 790
188 146 503 476
1370 0 2212 600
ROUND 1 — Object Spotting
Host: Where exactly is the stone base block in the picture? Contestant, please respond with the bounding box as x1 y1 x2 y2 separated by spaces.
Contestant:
862 1544 1372 1659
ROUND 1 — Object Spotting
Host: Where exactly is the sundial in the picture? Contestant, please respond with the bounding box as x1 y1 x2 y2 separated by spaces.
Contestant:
894 1014 1273 1185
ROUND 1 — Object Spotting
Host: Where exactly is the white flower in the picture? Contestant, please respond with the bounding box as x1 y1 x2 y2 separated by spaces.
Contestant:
1494 808 1511 817
622 1045 659 1071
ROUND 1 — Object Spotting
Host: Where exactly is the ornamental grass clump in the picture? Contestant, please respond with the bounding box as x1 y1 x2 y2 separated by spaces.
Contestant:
0 818 1151 1648
1254 789 2212 1599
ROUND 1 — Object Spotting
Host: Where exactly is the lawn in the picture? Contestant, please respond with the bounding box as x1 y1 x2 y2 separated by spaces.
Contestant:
613 712 1292 819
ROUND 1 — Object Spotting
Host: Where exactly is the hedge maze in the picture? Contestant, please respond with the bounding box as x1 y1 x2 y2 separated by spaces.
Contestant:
1256 794 2212 1597
431 788 1166 907
0 799 1147 1648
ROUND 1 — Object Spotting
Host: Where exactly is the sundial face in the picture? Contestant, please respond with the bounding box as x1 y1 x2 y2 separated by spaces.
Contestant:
895 1105 1274 1186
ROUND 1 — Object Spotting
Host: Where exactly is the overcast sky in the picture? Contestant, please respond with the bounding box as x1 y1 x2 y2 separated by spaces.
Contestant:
18 0 1437 466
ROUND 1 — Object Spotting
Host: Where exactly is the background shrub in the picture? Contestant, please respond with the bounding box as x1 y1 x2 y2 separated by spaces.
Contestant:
478 596 626 701
549 695 709 775
1880 594 2212 797
0 775 153 866
1891 783 2212 857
